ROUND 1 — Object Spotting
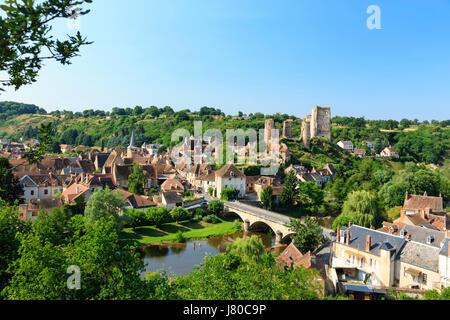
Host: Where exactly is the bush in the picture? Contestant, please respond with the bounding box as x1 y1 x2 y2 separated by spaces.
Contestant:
221 188 239 201
170 207 191 223
208 200 224 216
175 231 186 243
386 206 402 222
195 208 207 217
192 214 203 223
145 207 169 227
203 214 221 224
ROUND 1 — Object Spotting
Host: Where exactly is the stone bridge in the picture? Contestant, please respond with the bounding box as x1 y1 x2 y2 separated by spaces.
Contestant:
223 201 295 244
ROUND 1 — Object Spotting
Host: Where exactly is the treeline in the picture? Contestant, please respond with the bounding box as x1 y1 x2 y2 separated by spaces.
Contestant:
0 101 47 121
332 116 450 129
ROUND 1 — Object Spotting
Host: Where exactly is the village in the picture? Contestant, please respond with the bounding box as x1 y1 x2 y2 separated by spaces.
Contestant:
0 105 448 300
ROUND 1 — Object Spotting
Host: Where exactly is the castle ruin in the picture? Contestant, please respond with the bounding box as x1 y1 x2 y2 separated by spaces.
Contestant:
301 106 331 148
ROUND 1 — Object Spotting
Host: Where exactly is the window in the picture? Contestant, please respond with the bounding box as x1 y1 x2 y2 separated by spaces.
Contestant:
404 267 407 277
422 273 427 285
44 189 48 195
370 259 373 267
30 190 35 196
360 258 364 268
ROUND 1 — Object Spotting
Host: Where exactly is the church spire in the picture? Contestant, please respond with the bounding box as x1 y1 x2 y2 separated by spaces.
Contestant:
129 129 136 148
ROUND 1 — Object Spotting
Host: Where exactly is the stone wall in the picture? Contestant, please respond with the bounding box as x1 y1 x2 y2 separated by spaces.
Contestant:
301 106 331 148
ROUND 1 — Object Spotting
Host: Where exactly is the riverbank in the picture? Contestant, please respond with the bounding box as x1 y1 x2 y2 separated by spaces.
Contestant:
119 217 242 246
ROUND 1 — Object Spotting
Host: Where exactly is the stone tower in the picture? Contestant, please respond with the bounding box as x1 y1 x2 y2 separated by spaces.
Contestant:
264 119 275 145
127 129 137 158
301 106 331 148
311 106 331 140
282 119 292 138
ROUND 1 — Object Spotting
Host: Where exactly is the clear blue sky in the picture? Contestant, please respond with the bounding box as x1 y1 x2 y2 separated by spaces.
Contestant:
1 0 450 120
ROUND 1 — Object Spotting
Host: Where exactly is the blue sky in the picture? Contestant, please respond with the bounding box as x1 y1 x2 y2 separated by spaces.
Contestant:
1 0 450 120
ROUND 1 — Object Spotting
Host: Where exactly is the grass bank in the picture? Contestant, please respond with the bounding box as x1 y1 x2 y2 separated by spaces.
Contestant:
119 217 241 246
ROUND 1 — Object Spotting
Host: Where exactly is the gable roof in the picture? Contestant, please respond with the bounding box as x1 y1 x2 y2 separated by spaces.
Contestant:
117 189 156 209
399 241 440 272
403 193 444 212
215 164 245 179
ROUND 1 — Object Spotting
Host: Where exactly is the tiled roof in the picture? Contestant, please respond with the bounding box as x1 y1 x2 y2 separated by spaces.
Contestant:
404 193 444 212
215 164 245 179
117 189 156 209
399 241 440 272
398 224 446 248
161 179 184 191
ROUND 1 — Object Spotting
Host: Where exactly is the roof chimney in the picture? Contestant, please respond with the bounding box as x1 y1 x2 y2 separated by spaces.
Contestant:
405 191 409 201
366 235 371 251
336 227 340 242
424 191 428 197
348 221 352 228
346 229 350 245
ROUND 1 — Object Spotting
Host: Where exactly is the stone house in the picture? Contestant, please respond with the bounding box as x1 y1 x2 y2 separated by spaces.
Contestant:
215 164 246 200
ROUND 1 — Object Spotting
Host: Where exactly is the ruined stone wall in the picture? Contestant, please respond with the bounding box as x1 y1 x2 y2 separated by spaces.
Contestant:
310 106 331 140
264 119 275 144
282 120 292 138
301 119 311 148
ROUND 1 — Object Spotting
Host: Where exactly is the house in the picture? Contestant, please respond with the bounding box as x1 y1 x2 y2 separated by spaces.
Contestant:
245 175 261 194
61 183 91 203
380 146 399 159
394 192 448 232
60 144 74 153
276 242 328 293
215 164 246 199
439 239 450 288
397 240 441 291
117 189 156 212
337 141 354 152
161 178 185 192
18 197 63 222
331 224 406 290
351 149 367 158
161 191 184 210
253 176 282 200
18 173 65 202
94 153 110 172
197 170 216 194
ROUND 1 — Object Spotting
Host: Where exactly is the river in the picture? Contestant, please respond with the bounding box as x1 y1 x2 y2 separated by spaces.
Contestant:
139 231 285 276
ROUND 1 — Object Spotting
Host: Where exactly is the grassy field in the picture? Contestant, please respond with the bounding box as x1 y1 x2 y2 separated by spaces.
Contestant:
119 217 241 246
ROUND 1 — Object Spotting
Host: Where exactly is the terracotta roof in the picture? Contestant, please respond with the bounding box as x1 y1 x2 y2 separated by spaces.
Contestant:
403 193 444 212
275 243 326 278
117 189 156 209
161 179 185 191
215 164 245 179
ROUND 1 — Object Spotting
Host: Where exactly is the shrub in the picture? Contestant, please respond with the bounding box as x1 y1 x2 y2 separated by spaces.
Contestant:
175 231 186 243
208 200 224 216
203 214 221 224
195 208 207 217
145 207 169 227
170 207 191 223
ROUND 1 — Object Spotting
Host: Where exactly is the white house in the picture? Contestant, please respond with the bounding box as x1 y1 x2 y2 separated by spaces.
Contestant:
215 164 246 199
337 141 354 152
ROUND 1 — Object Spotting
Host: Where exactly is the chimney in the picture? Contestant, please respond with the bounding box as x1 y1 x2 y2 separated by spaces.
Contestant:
346 229 350 245
400 209 406 220
366 235 371 251
405 191 409 201
424 191 428 197
348 221 352 228
336 227 340 242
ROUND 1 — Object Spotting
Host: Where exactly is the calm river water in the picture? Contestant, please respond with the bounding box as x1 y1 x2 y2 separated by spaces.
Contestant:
139 231 284 276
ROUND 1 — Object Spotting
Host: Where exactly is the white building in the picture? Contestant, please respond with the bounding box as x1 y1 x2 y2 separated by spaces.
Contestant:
215 164 246 199
337 141 354 152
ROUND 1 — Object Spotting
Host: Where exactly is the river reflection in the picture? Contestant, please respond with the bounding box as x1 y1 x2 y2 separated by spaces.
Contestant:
140 231 284 276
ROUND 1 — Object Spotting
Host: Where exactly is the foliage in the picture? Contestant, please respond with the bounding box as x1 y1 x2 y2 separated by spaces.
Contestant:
288 217 324 254
170 207 191 223
386 206 402 222
220 188 239 201
280 170 298 209
336 191 383 229
175 231 186 243
297 182 324 216
145 207 169 227
0 157 22 204
260 186 274 210
202 214 221 224
127 163 146 195
227 236 265 263
207 200 224 216
0 0 93 91
84 187 126 232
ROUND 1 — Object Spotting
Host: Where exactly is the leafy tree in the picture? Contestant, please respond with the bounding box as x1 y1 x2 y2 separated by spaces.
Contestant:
0 157 22 204
122 209 146 231
0 204 30 293
170 207 190 223
260 186 274 210
0 0 93 91
127 163 146 195
207 200 224 216
337 190 383 229
288 217 324 254
227 236 265 263
145 207 169 227
280 170 298 209
297 182 324 216
84 187 125 232
221 188 239 201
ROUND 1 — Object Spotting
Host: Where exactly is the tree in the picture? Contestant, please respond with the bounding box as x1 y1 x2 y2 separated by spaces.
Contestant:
221 188 239 201
0 0 93 91
170 207 190 223
207 200 224 216
122 209 146 231
0 157 22 204
127 163 146 195
0 203 30 293
84 187 125 232
280 170 298 209
288 217 324 254
145 207 169 227
227 236 265 263
260 186 274 210
336 190 383 229
297 182 324 216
